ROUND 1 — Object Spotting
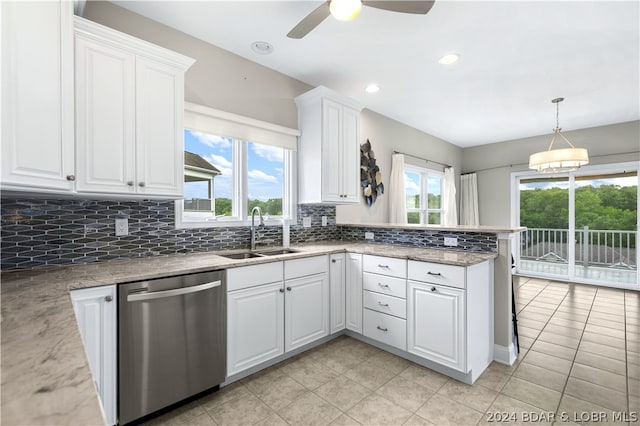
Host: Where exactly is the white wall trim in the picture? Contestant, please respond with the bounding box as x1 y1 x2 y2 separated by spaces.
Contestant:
493 343 518 366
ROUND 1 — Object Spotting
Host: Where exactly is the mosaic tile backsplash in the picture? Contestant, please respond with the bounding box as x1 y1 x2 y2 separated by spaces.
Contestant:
1 198 495 270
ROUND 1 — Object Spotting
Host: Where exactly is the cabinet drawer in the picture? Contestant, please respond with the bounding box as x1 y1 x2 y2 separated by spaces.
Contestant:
285 255 328 280
227 261 284 291
363 290 406 319
408 260 466 289
363 272 406 299
363 255 407 279
363 309 407 351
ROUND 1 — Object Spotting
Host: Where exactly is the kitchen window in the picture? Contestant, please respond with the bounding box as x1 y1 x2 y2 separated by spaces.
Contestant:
405 165 444 224
176 103 299 228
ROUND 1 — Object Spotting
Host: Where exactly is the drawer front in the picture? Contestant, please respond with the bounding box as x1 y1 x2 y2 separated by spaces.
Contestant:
363 255 407 279
227 261 284 291
363 272 407 299
285 255 328 280
363 290 406 319
408 260 466 289
363 309 407 351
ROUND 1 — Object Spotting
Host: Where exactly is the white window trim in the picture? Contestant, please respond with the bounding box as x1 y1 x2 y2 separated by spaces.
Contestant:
405 164 445 224
176 104 299 229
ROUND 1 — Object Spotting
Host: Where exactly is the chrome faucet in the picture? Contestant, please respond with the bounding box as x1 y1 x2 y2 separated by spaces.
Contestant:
250 206 264 250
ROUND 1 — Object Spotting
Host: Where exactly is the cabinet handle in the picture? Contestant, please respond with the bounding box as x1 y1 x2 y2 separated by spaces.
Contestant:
377 283 390 289
332 259 337 263
378 264 390 269
138 182 145 187
286 287 292 291
431 287 437 292
66 175 75 181
376 326 388 332
279 288 285 293
377 302 389 307
127 181 134 186
105 295 113 302
427 271 442 276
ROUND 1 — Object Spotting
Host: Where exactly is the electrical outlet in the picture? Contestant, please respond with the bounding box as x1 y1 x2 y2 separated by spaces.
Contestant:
302 217 312 228
364 232 375 240
115 218 129 236
444 236 458 247
321 216 327 227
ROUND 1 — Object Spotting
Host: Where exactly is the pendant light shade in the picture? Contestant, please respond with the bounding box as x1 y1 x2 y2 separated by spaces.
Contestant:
529 98 589 173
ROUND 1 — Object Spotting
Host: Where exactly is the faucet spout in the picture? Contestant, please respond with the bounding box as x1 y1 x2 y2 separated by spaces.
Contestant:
250 206 264 250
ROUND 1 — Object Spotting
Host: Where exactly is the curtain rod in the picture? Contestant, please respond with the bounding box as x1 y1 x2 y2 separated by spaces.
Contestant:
393 150 451 169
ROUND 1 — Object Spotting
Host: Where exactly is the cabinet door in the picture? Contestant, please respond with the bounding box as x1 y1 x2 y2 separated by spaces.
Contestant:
135 57 184 197
341 106 360 202
71 285 117 426
321 98 344 202
75 35 136 194
285 273 329 352
346 253 363 333
407 281 466 372
1 1 75 191
329 254 346 334
227 282 284 376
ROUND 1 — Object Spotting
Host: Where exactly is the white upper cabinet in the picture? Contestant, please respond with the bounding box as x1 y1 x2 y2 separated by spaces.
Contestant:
295 86 363 204
74 17 194 197
1 1 75 192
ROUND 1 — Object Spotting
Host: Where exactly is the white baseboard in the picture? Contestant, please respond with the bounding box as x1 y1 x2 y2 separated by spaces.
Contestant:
493 343 518 366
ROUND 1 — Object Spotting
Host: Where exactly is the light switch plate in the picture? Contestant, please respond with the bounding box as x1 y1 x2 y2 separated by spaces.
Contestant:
115 218 129 236
302 217 312 228
444 236 458 247
364 232 374 240
321 216 327 226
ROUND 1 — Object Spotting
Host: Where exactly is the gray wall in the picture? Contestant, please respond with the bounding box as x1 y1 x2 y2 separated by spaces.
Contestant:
461 120 640 226
82 1 464 224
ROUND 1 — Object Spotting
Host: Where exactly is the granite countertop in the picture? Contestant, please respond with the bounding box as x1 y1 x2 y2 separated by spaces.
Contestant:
0 242 496 425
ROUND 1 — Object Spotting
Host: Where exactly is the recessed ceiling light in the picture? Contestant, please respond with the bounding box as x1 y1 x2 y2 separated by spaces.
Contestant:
251 41 274 55
365 83 380 93
438 53 460 65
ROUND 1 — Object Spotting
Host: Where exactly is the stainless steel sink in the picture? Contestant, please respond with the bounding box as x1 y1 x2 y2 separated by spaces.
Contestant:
218 252 264 260
256 248 299 256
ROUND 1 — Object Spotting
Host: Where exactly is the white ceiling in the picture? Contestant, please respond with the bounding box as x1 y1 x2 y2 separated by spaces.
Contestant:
112 0 639 148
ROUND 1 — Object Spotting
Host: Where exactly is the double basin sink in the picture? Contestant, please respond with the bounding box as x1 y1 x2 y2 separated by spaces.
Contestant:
218 248 299 260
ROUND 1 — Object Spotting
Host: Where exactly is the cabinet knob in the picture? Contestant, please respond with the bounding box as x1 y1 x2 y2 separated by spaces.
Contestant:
376 326 388 332
431 287 437 292
138 182 145 187
286 287 292 292
66 175 75 181
105 295 113 302
331 259 337 263
279 288 285 293
127 181 134 186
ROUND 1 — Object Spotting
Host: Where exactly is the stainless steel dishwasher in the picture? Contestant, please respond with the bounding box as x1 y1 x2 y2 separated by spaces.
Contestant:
118 270 226 425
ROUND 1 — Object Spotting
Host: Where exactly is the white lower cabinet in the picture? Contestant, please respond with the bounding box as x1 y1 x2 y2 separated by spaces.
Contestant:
329 253 346 334
345 253 363 333
226 256 329 376
363 309 407 351
227 281 284 376
407 282 465 371
70 285 117 426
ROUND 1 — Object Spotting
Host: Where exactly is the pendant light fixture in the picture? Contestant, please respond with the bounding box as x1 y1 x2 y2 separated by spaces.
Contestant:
529 97 589 173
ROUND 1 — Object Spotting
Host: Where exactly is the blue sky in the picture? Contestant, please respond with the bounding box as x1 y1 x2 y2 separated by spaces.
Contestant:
184 130 283 201
405 170 442 208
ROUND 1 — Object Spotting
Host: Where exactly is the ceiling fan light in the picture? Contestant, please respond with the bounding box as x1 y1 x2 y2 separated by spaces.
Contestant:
330 0 362 21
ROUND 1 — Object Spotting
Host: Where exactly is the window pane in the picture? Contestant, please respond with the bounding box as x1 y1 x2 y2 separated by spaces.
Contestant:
428 175 442 209
407 212 421 224
428 212 441 224
247 141 284 216
184 130 233 217
405 171 421 209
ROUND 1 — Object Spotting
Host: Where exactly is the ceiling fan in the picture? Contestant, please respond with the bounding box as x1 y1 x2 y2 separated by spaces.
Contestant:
287 0 435 39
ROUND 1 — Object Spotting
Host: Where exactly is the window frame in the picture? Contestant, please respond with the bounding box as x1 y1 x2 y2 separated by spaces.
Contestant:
404 164 445 225
176 104 298 229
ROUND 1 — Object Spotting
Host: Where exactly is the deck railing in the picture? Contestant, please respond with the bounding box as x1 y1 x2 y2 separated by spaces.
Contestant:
521 227 636 269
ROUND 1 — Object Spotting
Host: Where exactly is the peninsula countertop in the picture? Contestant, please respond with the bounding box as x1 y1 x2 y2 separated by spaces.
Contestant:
1 242 497 425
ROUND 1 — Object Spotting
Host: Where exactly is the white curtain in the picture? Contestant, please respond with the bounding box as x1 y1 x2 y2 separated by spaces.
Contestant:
389 153 407 224
443 167 458 226
460 173 480 226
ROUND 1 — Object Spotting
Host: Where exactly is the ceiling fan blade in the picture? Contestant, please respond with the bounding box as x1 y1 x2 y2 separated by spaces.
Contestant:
362 0 435 14
287 2 331 39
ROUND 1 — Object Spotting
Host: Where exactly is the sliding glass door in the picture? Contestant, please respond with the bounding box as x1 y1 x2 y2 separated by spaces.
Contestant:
515 163 638 288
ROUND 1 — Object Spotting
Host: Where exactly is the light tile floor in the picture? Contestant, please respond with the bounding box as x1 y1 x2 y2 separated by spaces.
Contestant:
148 277 639 425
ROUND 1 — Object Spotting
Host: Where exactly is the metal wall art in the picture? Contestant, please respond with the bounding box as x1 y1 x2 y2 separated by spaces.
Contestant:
360 139 384 206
